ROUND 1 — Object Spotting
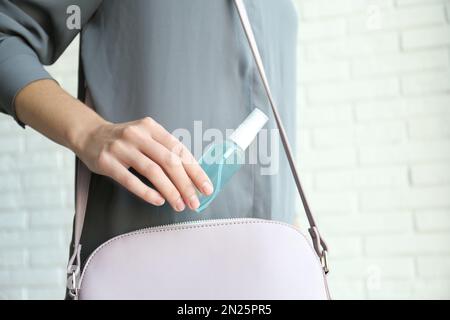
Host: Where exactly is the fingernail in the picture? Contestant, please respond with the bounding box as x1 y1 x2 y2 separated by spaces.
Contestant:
175 197 185 212
155 197 165 206
188 194 200 210
201 181 214 195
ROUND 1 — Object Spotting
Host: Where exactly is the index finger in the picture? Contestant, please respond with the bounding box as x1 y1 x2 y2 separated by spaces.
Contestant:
147 121 214 196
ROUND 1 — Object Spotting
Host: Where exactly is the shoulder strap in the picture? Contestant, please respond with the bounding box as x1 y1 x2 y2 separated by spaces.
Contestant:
233 0 328 272
67 41 91 297
68 1 329 287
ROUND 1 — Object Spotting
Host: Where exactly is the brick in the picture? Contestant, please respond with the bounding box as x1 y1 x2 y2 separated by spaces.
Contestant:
348 4 447 32
0 250 27 267
356 2 395 32
411 163 450 186
355 95 450 122
327 279 366 300
411 280 450 299
361 186 450 211
402 25 450 49
316 166 409 190
366 233 450 255
415 209 450 231
29 209 73 228
397 0 448 6
306 33 399 59
308 78 399 103
402 71 450 95
60 227 74 247
299 105 353 128
21 190 67 209
30 248 68 267
24 130 63 152
359 141 450 164
298 60 351 83
365 279 412 299
368 279 450 299
298 18 346 41
0 213 27 229
61 151 76 167
417 256 450 278
300 0 368 19
22 170 72 190
320 212 413 235
312 122 407 147
63 188 75 208
0 230 64 248
0 190 67 211
368 279 450 300
0 116 19 133
0 136 25 154
0 268 63 286
0 193 20 210
0 173 21 191
307 191 359 215
310 126 350 147
296 128 312 150
356 99 407 121
0 288 25 300
352 50 449 76
26 287 65 300
330 257 415 279
447 2 450 21
298 146 358 169
408 116 450 140
0 153 64 173
323 236 363 257
363 121 407 145
402 95 450 116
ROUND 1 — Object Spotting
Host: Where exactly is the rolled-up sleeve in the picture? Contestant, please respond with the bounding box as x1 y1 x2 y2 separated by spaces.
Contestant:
0 0 102 127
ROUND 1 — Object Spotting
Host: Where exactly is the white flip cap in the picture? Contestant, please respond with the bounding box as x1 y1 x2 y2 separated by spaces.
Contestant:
229 108 269 151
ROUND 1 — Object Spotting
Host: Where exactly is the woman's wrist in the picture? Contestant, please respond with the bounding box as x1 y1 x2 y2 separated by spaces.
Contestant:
66 107 111 156
14 79 110 156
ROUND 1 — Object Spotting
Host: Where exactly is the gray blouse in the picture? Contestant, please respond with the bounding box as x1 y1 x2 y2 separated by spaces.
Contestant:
0 0 298 267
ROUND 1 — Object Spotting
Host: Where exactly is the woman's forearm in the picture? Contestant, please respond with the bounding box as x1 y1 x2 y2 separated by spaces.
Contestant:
14 79 108 154
14 79 212 211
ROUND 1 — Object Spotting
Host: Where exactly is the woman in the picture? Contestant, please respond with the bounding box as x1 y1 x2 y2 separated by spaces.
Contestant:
0 0 298 297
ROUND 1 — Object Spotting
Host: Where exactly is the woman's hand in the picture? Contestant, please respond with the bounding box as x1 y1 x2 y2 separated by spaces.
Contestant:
14 80 212 212
74 117 213 211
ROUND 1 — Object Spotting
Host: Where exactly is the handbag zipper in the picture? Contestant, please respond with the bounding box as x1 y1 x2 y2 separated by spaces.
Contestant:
117 217 263 233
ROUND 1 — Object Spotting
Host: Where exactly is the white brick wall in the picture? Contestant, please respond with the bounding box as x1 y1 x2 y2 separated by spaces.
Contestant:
0 0 449 300
294 0 450 299
0 39 77 300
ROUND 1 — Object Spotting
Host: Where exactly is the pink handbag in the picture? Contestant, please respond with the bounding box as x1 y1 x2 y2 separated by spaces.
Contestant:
66 0 330 300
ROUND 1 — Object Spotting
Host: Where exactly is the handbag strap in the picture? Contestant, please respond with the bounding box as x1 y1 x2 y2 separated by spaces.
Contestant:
233 0 328 272
68 0 329 289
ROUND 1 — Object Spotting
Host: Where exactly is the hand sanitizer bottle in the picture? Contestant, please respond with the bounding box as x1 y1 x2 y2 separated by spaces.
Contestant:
196 108 269 212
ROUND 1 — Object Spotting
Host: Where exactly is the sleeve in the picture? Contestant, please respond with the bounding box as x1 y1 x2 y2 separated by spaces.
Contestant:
0 0 102 127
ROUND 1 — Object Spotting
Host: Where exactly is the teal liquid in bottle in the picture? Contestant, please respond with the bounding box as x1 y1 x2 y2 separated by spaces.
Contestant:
196 108 269 213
